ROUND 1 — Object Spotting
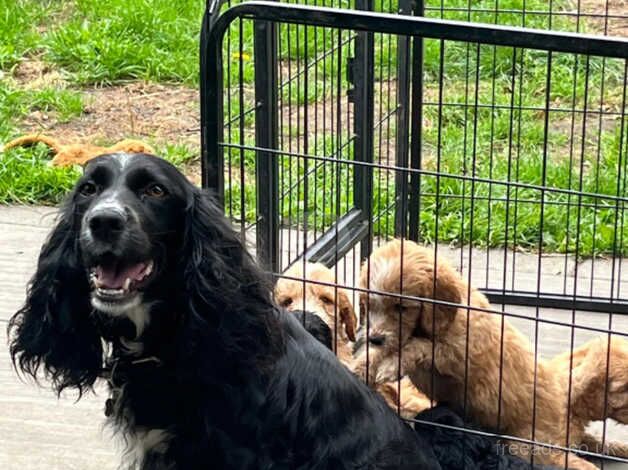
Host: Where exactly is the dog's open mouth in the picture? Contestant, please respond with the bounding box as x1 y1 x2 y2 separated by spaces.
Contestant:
90 259 154 302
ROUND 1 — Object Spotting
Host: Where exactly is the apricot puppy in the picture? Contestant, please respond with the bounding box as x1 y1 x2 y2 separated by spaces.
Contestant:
352 239 598 469
275 262 431 419
550 336 628 459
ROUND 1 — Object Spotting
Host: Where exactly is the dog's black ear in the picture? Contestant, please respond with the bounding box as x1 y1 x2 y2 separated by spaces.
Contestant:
181 189 268 315
7 202 102 396
179 189 279 366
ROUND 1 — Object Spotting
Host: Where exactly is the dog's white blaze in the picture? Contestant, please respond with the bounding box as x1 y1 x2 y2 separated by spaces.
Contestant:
89 192 126 217
125 302 150 336
114 152 135 169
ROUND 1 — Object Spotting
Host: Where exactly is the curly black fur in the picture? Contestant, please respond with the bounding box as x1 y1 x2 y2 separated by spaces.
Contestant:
8 197 103 395
8 153 440 469
291 310 333 351
414 406 560 470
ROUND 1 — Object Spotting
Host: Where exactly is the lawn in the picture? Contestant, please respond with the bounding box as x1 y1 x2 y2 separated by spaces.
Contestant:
1 0 626 255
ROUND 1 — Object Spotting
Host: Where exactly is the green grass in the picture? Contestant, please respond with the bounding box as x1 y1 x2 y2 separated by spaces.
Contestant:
0 81 85 136
46 0 205 85
0 0 57 69
27 88 85 122
0 144 80 204
223 107 627 256
0 0 625 256
221 35 627 256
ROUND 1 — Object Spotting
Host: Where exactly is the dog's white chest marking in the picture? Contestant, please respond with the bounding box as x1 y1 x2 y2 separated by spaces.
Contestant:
125 302 150 337
122 427 172 466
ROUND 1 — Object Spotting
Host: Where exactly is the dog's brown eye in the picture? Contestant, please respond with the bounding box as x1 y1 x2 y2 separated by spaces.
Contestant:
280 297 293 307
145 184 167 198
79 182 97 196
395 304 407 313
320 296 333 305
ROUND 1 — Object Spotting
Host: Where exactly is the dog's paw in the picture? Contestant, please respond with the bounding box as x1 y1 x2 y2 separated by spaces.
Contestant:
375 357 403 385
350 361 369 382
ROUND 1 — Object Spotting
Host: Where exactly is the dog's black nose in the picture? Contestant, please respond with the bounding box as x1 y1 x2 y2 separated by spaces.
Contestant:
88 210 126 242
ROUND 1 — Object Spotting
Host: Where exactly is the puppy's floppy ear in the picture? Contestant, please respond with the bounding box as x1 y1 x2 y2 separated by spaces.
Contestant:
8 201 102 396
377 382 401 410
434 266 461 321
337 289 357 342
418 264 461 337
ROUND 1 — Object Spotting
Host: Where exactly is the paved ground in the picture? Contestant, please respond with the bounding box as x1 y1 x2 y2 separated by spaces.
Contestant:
0 206 117 469
1 205 627 469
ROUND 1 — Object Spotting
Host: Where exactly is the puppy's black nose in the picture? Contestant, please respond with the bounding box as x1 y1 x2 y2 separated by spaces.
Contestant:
88 210 126 242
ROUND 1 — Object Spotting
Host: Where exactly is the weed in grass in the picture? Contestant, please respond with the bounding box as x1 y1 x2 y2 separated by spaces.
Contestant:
156 142 199 167
0 80 86 138
28 88 85 122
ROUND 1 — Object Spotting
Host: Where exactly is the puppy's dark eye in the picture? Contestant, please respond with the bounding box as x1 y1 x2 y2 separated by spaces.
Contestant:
395 304 408 313
78 182 97 196
369 334 386 346
144 183 167 198
280 297 293 308
320 295 333 305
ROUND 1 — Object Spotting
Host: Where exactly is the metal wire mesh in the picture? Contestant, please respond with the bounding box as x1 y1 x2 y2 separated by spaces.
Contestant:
201 0 628 467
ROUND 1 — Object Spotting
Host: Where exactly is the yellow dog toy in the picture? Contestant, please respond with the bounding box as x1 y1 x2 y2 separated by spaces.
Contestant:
2 133 154 167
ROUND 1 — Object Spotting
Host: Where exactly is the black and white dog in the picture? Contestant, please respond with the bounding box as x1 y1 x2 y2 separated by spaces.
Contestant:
8 153 440 469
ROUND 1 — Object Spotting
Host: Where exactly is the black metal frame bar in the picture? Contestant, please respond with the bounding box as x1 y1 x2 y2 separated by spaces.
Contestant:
253 18 280 273
352 0 375 262
393 0 413 239
406 0 424 243
200 0 628 313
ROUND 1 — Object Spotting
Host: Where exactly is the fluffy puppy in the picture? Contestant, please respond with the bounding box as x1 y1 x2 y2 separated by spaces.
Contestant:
352 239 597 470
549 336 628 459
275 262 432 420
275 263 357 363
8 155 441 469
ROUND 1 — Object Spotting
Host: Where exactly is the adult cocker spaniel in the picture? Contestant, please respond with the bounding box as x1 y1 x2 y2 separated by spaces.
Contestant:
8 153 440 469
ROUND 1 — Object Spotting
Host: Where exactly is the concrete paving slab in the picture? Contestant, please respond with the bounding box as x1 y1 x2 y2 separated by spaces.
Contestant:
0 206 117 470
1 206 627 468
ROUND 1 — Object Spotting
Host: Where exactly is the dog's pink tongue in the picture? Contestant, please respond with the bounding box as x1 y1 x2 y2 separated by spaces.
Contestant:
96 262 147 289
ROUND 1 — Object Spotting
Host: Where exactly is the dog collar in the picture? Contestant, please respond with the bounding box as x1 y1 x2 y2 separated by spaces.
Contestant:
102 355 162 417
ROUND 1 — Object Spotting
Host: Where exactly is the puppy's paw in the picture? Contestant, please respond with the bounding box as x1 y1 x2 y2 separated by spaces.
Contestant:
375 357 403 385
352 364 367 382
